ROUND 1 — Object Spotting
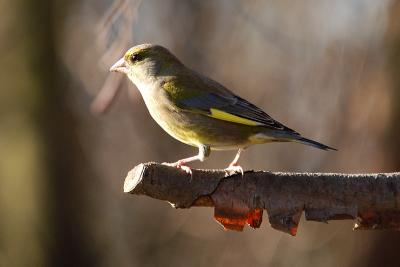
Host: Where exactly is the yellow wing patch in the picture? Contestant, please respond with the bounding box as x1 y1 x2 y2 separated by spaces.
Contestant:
209 108 263 126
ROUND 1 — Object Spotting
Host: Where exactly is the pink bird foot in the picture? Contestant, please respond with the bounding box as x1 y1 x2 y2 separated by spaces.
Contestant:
162 161 193 176
224 163 244 177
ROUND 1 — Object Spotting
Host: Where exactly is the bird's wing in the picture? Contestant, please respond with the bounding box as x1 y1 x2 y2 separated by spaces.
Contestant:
163 74 298 133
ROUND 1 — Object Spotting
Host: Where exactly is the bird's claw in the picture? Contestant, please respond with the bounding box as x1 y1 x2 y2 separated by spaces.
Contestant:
162 161 193 176
224 164 244 177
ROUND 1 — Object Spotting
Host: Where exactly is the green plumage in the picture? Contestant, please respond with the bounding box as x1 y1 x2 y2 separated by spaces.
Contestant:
110 43 335 171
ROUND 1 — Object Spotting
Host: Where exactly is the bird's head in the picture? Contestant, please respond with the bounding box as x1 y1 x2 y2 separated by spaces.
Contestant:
110 44 183 86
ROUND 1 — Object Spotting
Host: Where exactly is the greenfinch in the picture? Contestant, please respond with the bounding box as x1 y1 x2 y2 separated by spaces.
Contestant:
110 44 335 174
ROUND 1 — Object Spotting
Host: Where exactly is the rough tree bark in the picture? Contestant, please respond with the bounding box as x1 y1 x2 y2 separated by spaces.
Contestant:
124 162 400 235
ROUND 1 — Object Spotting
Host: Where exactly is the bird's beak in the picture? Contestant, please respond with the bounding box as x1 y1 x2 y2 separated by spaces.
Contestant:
109 58 128 74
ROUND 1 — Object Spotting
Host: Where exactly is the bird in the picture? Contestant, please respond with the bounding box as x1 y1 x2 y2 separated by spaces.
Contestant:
109 43 336 174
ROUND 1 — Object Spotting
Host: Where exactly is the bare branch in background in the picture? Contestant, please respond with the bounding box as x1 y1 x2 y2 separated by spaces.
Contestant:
124 162 400 235
96 0 131 34
91 0 142 114
90 74 124 114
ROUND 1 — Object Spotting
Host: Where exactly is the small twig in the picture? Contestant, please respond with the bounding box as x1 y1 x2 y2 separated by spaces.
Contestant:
124 162 400 235
92 0 142 115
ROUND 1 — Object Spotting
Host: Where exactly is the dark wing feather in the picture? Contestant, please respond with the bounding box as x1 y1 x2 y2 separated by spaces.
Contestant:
179 92 298 133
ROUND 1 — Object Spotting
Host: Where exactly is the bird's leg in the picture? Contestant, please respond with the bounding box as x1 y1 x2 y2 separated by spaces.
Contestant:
225 148 245 176
163 145 210 175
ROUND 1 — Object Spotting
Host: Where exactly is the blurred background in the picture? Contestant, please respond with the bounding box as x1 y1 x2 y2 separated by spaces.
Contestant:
1 0 400 266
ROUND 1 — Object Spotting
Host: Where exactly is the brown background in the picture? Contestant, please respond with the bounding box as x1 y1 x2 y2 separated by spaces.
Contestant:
1 0 400 266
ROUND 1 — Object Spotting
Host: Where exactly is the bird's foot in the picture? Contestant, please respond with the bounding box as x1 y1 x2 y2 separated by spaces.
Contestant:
162 161 193 176
224 164 244 177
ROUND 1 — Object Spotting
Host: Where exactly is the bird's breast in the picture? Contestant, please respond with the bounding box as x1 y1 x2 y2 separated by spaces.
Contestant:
140 89 200 146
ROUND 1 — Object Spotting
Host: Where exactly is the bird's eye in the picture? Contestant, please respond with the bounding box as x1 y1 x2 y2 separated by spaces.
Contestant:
131 54 143 63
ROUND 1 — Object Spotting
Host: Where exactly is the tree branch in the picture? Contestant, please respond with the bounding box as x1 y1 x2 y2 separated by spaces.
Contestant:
124 162 400 235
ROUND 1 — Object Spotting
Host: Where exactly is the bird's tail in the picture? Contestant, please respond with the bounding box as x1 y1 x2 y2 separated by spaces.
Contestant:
294 136 337 151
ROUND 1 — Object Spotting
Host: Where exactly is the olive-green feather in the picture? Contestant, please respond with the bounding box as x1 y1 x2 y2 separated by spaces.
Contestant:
162 74 297 133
